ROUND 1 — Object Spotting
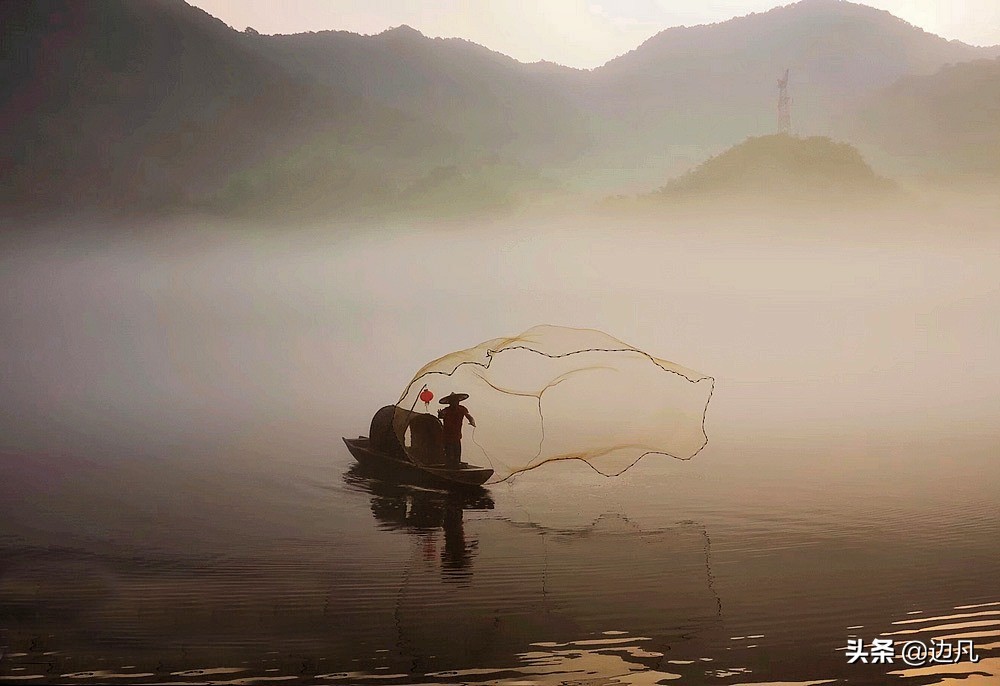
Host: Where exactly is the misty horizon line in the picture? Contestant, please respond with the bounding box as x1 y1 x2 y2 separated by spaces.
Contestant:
201 0 1000 71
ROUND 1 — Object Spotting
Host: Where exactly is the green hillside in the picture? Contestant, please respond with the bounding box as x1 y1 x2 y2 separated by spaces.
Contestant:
643 134 896 205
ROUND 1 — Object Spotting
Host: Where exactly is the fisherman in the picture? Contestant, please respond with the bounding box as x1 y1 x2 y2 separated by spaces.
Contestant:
437 392 476 467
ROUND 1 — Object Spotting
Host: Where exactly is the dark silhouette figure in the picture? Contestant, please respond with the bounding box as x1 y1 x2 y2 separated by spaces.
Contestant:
437 392 475 468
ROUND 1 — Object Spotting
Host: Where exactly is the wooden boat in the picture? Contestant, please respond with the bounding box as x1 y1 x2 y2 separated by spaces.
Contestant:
343 437 494 487
343 404 494 488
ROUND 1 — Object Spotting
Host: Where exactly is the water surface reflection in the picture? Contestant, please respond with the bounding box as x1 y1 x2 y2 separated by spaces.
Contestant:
344 463 494 580
1 219 999 685
340 462 724 678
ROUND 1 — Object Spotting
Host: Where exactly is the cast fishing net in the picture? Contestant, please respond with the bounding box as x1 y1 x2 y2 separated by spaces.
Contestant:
389 325 713 483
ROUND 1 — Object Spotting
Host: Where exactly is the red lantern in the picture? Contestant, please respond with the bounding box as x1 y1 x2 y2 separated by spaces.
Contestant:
419 388 433 411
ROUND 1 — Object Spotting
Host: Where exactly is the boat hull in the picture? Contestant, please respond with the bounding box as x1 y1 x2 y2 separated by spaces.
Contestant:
343 437 494 487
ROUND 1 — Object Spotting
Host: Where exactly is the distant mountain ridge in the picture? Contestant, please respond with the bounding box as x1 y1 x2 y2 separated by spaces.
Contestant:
2 0 997 219
576 0 1000 184
851 56 1000 178
602 0 997 74
257 25 592 167
0 0 457 216
223 2 1000 194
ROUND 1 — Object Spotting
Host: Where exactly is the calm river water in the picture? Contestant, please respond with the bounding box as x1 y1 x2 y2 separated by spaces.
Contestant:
1 214 998 685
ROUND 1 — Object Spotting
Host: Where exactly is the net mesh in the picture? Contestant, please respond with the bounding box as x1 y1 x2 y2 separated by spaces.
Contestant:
393 325 714 482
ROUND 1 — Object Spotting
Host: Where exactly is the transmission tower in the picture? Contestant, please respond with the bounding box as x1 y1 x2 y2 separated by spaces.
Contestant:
777 68 791 134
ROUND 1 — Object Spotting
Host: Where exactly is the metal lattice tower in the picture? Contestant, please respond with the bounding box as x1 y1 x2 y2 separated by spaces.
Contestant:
777 69 791 134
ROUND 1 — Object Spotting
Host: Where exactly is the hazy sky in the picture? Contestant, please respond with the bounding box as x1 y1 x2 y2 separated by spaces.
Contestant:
190 0 1000 68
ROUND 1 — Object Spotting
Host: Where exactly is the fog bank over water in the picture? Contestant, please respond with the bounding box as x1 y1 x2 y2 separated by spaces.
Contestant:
2 206 997 468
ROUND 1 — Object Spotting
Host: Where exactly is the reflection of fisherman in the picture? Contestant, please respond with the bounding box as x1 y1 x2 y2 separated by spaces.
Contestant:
441 501 474 577
437 392 476 467
346 462 492 580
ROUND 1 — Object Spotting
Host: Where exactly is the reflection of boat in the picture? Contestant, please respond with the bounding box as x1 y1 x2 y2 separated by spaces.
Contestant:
343 462 495 528
343 405 494 487
343 463 494 578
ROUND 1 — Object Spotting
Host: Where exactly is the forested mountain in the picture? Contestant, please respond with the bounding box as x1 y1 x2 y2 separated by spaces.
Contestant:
259 26 592 168
2 0 997 218
575 0 1000 185
850 57 1000 179
0 1 463 217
